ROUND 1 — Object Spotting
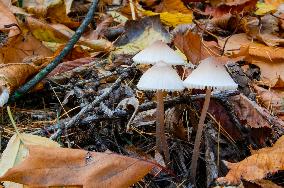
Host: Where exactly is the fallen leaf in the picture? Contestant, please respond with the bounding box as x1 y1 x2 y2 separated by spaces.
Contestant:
154 0 192 14
0 32 53 64
0 134 60 187
264 0 284 7
217 135 284 185
229 94 272 145
22 0 79 28
253 85 284 117
205 0 257 17
0 62 46 106
218 33 252 54
174 31 221 64
140 10 193 27
234 43 284 87
255 2 276 15
26 17 113 51
0 145 155 187
0 0 21 39
48 57 94 77
112 15 170 56
241 15 284 46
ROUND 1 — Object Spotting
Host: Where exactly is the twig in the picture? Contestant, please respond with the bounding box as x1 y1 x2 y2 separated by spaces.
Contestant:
9 0 99 102
32 90 239 136
50 69 133 140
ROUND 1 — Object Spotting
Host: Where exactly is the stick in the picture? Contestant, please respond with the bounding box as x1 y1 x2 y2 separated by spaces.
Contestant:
50 70 131 140
9 0 99 101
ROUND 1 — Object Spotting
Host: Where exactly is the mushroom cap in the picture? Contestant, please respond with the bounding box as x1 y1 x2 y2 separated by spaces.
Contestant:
133 40 186 65
183 57 238 91
137 62 184 91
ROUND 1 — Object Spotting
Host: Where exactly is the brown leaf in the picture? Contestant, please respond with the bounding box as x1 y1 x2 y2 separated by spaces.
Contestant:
229 94 272 144
48 57 95 77
0 32 53 64
26 16 113 51
253 84 284 117
154 0 192 14
218 33 252 54
0 145 154 188
0 0 20 39
173 31 221 65
217 135 284 185
234 43 284 88
205 0 257 17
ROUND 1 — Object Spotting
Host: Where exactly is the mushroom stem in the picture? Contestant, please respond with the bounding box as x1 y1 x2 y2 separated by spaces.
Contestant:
190 88 212 185
156 90 170 164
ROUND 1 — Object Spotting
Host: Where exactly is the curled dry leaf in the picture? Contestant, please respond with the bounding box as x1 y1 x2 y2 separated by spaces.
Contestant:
205 0 257 17
26 16 113 51
173 31 221 65
0 63 41 107
22 0 79 27
217 135 284 185
234 43 284 88
218 33 252 54
229 94 272 144
0 145 155 188
0 32 53 64
0 0 20 39
113 15 170 56
253 84 284 117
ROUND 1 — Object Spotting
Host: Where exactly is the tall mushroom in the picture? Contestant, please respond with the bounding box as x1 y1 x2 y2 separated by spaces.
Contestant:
183 57 238 185
133 40 185 163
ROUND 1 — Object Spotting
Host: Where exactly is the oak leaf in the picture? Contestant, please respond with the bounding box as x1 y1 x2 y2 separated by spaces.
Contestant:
0 145 155 188
217 135 284 185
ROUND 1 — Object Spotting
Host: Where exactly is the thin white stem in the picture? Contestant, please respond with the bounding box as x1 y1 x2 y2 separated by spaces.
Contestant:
190 88 212 185
156 90 170 164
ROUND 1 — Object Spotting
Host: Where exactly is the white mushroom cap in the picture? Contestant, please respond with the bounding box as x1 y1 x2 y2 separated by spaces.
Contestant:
133 40 186 65
183 57 238 91
137 61 184 91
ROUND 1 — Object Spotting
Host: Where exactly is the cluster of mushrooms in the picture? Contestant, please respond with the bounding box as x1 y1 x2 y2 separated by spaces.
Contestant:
132 40 238 184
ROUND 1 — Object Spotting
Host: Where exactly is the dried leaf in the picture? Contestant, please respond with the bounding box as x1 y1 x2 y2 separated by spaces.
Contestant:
205 0 257 17
255 2 276 15
113 15 170 56
0 32 53 64
22 0 79 27
154 0 192 14
0 63 41 106
0 0 20 39
140 10 193 27
48 57 94 77
26 17 113 51
253 85 284 116
217 135 284 185
0 145 155 187
173 31 221 64
234 43 284 87
218 33 252 54
229 94 272 144
0 134 60 188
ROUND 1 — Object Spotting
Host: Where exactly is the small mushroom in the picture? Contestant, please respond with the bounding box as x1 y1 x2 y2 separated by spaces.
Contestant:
133 40 185 65
137 61 184 163
133 40 185 164
183 57 238 185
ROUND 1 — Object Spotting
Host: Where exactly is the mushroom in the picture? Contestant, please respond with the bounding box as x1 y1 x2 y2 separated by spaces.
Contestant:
183 57 238 184
133 40 185 164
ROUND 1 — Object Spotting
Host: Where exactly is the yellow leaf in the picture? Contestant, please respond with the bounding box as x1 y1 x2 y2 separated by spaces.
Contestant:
141 10 193 27
255 2 276 15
